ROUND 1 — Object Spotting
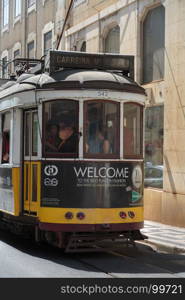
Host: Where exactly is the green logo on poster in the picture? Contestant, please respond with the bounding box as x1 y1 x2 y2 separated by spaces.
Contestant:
132 191 142 202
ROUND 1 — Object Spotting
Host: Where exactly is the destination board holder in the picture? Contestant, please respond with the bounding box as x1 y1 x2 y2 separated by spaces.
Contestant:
46 50 134 79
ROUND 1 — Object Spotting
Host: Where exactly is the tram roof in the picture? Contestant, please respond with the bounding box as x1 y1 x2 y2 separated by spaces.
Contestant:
0 69 145 99
29 69 144 93
0 52 146 98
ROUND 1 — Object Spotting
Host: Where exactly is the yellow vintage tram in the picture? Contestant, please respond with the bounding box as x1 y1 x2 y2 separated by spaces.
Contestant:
0 51 146 252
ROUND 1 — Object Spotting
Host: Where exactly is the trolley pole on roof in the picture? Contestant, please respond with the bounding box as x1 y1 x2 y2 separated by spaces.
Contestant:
56 0 74 50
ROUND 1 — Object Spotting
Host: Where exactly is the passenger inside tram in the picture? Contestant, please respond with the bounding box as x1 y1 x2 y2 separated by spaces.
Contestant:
58 118 79 153
45 121 60 152
86 122 110 154
2 131 10 163
85 106 110 154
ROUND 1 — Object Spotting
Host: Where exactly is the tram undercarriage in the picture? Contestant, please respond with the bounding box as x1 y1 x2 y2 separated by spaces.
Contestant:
42 230 146 253
0 212 146 253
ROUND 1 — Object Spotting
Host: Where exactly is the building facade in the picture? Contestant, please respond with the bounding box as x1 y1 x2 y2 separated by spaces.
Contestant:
64 0 185 227
0 0 185 227
0 0 67 76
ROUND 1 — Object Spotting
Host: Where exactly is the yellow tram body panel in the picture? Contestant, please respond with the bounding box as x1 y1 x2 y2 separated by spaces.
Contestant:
23 161 41 215
38 207 144 224
1 163 144 225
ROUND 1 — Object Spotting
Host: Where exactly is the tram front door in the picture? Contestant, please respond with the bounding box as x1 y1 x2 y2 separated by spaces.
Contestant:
23 110 40 216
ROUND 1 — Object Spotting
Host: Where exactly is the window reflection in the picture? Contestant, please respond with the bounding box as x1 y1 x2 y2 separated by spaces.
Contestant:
2 112 11 163
124 103 143 157
84 101 119 157
143 5 165 83
32 112 38 156
44 100 79 157
144 105 164 188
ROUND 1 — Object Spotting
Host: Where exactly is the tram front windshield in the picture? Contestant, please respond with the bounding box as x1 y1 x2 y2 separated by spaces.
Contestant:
43 99 143 159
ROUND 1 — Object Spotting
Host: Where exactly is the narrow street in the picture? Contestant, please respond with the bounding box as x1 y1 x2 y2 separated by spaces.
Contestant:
0 230 185 278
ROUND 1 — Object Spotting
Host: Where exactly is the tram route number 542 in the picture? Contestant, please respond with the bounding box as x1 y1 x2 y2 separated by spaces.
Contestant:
97 90 109 97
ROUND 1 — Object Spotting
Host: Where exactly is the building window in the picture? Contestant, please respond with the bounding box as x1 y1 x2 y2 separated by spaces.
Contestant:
2 0 9 27
44 31 52 56
1 112 11 164
13 49 20 73
15 0 21 17
80 41 86 52
1 56 8 78
84 101 120 158
142 5 165 84
144 105 164 188
28 0 35 8
74 0 87 8
27 41 35 58
104 25 120 54
43 100 79 157
124 103 143 158
14 49 20 59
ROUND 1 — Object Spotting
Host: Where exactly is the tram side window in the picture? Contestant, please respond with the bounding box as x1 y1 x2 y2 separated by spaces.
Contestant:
124 103 143 158
43 100 79 157
84 101 120 157
1 112 11 164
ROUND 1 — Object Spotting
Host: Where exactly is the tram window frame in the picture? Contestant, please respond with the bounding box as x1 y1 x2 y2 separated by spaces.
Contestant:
123 102 143 159
24 112 31 157
24 110 38 158
1 112 11 164
32 111 38 156
43 99 79 158
84 100 120 159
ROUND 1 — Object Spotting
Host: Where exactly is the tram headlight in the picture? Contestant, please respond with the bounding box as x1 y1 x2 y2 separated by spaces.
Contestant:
65 212 74 219
119 211 127 219
77 212 85 220
128 211 135 218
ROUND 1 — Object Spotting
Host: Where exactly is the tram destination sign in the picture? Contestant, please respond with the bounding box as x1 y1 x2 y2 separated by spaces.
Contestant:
46 50 134 78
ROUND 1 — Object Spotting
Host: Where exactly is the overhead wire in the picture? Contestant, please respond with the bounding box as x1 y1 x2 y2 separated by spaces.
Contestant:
35 0 75 150
56 0 74 50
